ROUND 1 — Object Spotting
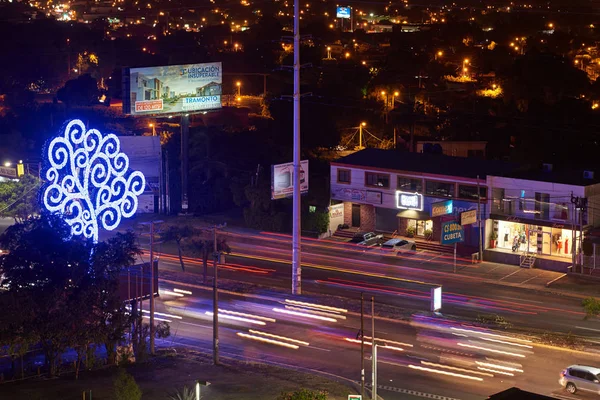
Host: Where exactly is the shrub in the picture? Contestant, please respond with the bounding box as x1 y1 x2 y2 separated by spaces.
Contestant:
278 389 328 400
114 368 142 400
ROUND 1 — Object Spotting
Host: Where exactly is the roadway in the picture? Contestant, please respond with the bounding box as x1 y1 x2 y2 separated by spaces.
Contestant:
151 280 600 400
142 228 596 339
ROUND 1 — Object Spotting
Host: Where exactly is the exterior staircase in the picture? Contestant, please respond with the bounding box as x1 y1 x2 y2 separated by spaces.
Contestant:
520 251 536 268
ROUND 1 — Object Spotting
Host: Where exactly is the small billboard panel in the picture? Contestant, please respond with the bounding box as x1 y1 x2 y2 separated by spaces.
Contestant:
271 160 309 200
440 221 464 245
123 62 222 116
460 209 477 226
336 6 351 18
396 191 423 210
431 199 453 218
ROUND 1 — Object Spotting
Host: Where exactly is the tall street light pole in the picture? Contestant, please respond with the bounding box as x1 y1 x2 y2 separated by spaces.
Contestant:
292 0 302 295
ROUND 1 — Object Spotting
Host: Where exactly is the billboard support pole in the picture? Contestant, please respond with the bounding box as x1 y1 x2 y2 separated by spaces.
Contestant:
292 0 302 295
181 114 189 213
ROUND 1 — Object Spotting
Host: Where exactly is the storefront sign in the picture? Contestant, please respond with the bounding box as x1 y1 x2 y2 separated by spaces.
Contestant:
441 220 464 244
396 191 423 210
366 190 382 204
431 199 453 218
0 166 17 179
460 209 477 226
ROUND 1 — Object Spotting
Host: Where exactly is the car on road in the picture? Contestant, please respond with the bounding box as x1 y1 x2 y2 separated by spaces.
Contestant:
560 365 600 395
380 238 417 254
348 232 384 247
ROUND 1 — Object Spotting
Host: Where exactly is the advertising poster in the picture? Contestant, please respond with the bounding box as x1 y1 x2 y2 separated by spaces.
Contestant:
460 209 477 226
336 6 351 18
440 221 465 245
126 62 222 115
271 160 309 200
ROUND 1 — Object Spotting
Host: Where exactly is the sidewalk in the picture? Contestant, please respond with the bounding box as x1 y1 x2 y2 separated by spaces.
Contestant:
113 214 600 300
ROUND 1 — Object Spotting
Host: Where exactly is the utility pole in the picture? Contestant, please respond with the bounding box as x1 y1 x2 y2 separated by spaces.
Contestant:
180 114 190 214
210 223 226 365
477 175 483 262
371 297 377 400
139 220 163 355
360 293 365 399
291 0 302 295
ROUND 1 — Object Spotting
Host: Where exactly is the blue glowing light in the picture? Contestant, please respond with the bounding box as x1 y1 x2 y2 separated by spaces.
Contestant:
42 119 146 243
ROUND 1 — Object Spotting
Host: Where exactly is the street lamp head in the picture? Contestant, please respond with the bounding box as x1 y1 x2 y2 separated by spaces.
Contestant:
149 123 154 127
361 122 367 126
380 90 386 96
4 162 11 167
394 91 399 96
548 23 554 28
575 59 579 64
463 67 468 72
361 60 366 65
437 51 443 56
327 46 331 51
236 81 241 86
345 52 350 58
514 46 519 51
464 58 469 64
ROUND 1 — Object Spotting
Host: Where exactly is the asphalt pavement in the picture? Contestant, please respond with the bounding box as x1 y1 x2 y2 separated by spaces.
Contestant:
151 279 600 400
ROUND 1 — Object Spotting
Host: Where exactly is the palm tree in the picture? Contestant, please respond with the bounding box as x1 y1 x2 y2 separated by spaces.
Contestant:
161 225 195 271
168 385 196 400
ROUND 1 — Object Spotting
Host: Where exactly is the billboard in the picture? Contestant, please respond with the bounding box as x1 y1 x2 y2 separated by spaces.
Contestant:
336 6 351 18
271 160 309 200
440 221 464 245
123 62 222 116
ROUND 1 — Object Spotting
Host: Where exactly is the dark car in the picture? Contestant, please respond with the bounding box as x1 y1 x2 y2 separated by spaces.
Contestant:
348 232 384 247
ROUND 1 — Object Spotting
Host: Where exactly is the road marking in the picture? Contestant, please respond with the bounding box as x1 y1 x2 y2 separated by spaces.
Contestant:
421 254 442 264
498 269 522 281
366 383 461 400
575 326 600 332
519 273 543 285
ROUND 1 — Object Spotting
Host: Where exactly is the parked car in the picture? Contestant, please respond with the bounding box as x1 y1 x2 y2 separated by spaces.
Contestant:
380 238 417 254
559 365 600 395
348 232 384 247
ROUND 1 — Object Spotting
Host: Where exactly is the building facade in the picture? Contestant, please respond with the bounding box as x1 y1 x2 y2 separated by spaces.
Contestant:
329 149 508 249
485 172 600 266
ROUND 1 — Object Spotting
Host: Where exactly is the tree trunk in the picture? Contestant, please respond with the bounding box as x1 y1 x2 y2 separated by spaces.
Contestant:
176 241 185 271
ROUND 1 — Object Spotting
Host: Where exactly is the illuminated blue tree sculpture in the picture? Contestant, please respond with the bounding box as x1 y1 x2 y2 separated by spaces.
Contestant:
42 119 146 243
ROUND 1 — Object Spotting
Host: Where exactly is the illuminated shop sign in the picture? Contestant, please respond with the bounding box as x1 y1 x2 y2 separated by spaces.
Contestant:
431 199 453 217
396 191 423 210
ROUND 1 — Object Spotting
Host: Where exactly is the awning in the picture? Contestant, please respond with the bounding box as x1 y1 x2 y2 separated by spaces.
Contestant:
396 209 431 220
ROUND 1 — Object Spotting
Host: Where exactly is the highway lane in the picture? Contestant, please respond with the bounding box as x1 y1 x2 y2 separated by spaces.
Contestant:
150 251 595 339
150 280 600 400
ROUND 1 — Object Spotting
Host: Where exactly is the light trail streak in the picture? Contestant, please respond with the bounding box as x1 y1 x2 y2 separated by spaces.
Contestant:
160 290 184 297
478 337 533 348
450 327 532 342
457 343 526 358
475 361 524 373
284 305 346 320
141 310 183 320
272 308 337 322
236 332 299 349
205 311 266 325
248 330 309 346
142 315 171 323
361 335 414 347
408 365 484 381
477 367 514 376
219 309 276 322
420 361 493 377
344 338 404 351
284 299 348 313
173 288 192 295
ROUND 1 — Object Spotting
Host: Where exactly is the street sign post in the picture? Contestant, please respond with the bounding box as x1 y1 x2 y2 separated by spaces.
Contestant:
441 221 464 273
348 395 362 400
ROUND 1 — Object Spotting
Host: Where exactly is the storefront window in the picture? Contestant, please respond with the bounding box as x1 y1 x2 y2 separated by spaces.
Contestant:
496 220 577 258
458 185 487 200
425 180 454 198
407 219 433 237
397 176 423 192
